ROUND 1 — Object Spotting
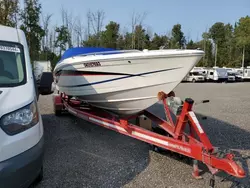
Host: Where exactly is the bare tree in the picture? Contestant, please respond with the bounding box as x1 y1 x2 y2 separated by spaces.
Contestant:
86 10 91 39
85 10 105 46
185 31 191 45
146 26 153 39
130 11 147 49
49 25 57 54
61 7 76 47
74 18 85 47
89 10 105 35
41 13 52 52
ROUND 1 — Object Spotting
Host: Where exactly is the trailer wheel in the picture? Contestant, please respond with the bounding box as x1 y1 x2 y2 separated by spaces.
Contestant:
54 104 62 116
150 126 171 153
55 109 62 116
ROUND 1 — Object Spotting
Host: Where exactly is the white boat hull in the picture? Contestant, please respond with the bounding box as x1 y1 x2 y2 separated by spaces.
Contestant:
54 49 204 115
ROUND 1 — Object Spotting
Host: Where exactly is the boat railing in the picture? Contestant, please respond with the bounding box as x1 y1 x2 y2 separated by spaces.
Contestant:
76 49 141 57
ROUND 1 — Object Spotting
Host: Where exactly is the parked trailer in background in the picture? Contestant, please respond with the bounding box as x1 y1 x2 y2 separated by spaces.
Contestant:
206 67 228 82
242 66 250 81
233 68 244 81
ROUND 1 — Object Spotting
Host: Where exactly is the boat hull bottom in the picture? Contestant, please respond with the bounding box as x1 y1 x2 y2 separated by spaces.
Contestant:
74 82 178 116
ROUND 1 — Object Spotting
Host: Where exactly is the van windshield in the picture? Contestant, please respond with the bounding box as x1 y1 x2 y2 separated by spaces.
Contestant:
0 41 26 87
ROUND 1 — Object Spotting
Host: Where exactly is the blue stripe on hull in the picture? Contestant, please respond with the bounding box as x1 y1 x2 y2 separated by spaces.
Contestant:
58 67 182 87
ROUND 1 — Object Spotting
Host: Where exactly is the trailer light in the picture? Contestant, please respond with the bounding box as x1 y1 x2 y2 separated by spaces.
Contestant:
0 100 39 135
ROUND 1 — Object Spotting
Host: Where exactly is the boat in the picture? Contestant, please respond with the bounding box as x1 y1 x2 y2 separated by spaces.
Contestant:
53 47 204 116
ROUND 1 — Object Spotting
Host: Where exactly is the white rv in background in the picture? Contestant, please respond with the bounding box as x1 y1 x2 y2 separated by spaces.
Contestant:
233 68 244 81
242 66 250 81
33 61 51 81
206 67 228 82
183 67 206 82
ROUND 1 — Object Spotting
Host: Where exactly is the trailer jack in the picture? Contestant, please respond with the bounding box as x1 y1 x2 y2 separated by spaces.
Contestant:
53 91 246 187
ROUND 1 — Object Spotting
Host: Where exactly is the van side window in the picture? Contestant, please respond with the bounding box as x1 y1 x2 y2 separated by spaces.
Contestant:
210 72 213 75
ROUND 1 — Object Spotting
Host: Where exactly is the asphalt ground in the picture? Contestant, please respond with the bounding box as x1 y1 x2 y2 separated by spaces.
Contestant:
35 82 250 188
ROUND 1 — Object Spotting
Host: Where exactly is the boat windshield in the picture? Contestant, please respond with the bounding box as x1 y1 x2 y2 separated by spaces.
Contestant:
0 41 26 87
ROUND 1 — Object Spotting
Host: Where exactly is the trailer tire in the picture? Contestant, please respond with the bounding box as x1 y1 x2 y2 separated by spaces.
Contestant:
54 109 62 116
150 126 171 153
55 110 62 116
54 104 62 116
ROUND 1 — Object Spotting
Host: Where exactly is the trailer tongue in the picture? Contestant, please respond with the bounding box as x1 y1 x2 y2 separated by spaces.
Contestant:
53 91 245 187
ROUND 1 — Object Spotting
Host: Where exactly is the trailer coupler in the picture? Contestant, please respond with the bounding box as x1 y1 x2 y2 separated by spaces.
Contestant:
155 92 245 179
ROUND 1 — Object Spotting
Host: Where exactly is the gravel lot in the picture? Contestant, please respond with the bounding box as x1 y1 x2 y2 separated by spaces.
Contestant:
35 82 250 188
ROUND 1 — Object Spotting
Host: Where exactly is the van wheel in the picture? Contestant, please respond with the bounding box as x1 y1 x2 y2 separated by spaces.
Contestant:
192 79 196 83
36 166 44 182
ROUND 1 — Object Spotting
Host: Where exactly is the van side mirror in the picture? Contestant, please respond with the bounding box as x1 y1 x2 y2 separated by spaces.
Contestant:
38 72 54 95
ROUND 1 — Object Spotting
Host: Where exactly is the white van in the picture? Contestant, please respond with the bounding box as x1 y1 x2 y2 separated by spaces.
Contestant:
0 25 53 187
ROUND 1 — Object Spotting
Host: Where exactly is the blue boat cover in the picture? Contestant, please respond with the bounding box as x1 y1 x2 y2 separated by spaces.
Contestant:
59 47 120 62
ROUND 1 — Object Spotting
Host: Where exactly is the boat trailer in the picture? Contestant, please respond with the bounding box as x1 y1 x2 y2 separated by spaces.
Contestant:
53 91 245 187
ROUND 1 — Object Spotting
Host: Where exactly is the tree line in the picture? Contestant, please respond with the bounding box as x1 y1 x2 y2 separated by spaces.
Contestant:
1 0 250 70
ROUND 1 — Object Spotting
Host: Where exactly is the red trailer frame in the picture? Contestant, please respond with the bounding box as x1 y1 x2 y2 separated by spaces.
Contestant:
53 91 245 185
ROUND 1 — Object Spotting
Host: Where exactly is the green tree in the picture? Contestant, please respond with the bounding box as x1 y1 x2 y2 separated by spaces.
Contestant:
83 34 100 47
223 24 234 66
205 40 213 67
235 16 250 67
0 0 19 27
209 22 225 44
20 0 45 63
116 35 125 50
134 25 148 50
39 47 60 70
144 33 151 49
55 26 71 56
186 40 199 49
150 33 169 49
209 22 228 67
123 32 133 49
171 24 186 49
229 24 242 67
100 21 120 48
